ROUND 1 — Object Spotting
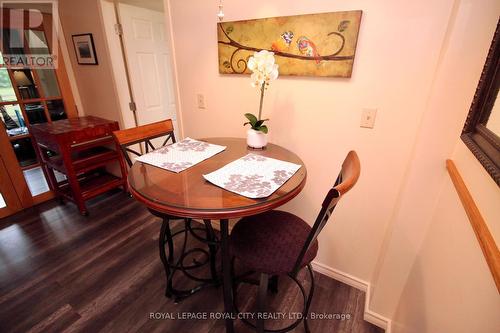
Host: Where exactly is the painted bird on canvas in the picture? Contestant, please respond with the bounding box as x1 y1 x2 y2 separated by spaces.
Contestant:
297 36 321 64
271 31 294 52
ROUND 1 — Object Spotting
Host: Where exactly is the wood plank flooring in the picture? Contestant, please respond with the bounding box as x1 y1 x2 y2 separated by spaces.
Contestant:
0 191 384 333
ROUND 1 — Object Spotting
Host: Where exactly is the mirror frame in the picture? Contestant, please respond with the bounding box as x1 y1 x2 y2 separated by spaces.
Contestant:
461 20 500 186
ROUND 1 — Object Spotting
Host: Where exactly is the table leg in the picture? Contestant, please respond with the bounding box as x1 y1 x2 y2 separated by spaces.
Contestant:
62 147 87 216
159 217 173 298
220 219 234 333
204 219 219 283
157 216 221 303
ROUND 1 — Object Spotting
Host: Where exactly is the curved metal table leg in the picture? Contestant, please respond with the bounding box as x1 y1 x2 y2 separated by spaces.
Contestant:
158 216 222 303
220 219 235 333
159 218 173 298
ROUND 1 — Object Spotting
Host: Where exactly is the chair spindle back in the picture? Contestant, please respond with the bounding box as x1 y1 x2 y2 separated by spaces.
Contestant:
112 119 176 167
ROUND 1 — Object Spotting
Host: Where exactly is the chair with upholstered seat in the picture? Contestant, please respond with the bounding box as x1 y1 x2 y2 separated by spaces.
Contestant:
230 151 360 333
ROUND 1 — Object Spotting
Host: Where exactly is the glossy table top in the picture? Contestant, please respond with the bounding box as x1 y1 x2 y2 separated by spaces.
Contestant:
128 138 307 219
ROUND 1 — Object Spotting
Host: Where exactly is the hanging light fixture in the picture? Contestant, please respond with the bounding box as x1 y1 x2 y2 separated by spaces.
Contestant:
217 0 224 21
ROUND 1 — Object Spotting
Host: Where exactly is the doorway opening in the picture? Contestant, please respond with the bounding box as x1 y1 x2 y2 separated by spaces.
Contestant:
100 0 181 137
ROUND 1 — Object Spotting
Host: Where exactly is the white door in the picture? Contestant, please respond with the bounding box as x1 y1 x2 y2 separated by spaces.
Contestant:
118 3 179 134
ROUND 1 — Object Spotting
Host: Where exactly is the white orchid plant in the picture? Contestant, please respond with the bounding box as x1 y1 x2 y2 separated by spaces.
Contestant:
243 50 279 134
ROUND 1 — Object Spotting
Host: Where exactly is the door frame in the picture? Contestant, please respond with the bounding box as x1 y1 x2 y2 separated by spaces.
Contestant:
99 0 183 135
0 140 23 218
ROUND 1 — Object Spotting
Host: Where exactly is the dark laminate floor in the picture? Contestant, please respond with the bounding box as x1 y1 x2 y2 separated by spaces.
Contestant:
0 191 384 333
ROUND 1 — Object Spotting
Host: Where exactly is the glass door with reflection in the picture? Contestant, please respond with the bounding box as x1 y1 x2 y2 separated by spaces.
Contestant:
0 8 76 216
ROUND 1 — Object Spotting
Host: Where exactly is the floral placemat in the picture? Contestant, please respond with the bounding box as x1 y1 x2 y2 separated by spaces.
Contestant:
203 153 302 198
135 138 226 173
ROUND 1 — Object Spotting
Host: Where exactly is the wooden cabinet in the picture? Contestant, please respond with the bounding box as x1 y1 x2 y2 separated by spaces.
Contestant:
30 116 127 215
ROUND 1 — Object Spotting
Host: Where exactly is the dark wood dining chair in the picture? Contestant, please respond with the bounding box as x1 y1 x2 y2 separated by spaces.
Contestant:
230 151 361 333
112 119 176 169
113 119 219 302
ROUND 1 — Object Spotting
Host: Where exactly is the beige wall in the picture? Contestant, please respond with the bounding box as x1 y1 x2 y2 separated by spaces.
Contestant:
59 0 123 125
371 0 500 322
392 164 500 333
392 141 500 333
168 0 500 329
168 0 456 287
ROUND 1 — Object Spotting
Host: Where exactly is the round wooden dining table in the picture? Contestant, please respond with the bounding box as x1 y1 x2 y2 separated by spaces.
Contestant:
128 137 307 333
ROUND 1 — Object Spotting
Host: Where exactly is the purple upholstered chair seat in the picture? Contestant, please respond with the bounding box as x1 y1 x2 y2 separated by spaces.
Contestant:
229 151 360 333
231 210 318 275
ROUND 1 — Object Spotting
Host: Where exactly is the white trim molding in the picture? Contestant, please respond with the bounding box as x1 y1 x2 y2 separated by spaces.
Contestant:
312 261 392 333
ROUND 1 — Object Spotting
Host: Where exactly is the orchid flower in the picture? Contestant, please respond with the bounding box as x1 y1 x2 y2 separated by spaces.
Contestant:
243 50 279 134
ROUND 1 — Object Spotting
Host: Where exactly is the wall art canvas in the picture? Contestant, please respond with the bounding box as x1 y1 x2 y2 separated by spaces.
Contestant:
217 10 362 77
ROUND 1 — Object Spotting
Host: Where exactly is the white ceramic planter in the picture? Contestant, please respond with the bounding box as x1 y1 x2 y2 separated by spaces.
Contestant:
246 128 268 149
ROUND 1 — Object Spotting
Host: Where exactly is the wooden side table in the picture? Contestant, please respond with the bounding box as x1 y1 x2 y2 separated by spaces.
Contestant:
31 116 128 215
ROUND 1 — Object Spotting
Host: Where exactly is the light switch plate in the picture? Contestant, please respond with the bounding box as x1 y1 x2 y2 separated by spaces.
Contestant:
360 108 377 129
197 94 206 109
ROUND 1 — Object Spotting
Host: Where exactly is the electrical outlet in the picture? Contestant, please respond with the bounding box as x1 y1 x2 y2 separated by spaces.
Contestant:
197 94 206 109
360 108 377 129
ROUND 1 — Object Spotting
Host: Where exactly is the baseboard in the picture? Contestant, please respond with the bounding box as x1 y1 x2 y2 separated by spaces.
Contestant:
311 261 392 333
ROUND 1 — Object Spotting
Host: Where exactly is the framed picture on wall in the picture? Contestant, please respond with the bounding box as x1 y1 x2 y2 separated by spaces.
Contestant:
72 33 98 65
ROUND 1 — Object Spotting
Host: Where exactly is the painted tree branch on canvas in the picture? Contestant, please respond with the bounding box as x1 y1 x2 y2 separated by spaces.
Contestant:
217 11 362 78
